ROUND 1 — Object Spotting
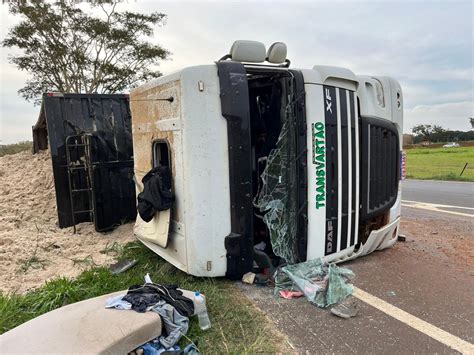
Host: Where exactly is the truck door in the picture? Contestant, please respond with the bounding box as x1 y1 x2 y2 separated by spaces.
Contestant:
134 141 171 248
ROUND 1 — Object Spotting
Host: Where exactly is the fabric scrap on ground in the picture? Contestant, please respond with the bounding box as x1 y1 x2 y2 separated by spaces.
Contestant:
152 300 189 348
274 257 354 307
279 290 304 299
105 294 132 310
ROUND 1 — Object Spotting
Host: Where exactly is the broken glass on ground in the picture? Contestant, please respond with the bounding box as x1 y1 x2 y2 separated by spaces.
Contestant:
274 258 354 308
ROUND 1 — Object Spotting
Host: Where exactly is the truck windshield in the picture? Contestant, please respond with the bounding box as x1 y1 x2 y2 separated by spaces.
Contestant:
251 72 300 264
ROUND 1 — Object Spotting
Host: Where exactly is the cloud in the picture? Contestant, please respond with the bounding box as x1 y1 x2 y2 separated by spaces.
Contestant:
0 1 472 143
405 101 474 132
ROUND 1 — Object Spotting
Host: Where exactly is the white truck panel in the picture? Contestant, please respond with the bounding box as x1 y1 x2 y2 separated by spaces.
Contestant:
305 84 326 260
180 65 230 276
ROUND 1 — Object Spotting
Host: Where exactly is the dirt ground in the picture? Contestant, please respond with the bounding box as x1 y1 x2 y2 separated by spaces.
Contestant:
0 150 135 294
399 207 474 272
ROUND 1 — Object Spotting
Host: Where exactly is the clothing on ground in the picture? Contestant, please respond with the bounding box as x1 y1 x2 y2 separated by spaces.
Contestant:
105 294 132 310
123 283 194 317
139 340 180 355
152 300 189 348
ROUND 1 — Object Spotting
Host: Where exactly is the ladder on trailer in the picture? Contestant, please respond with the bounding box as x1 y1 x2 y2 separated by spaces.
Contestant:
65 134 96 233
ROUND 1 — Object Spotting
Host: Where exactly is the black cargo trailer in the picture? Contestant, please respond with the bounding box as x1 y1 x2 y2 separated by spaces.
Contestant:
33 93 136 232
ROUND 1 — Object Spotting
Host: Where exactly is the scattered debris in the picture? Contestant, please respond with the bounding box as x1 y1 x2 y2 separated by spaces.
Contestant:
279 290 304 299
254 273 270 285
253 249 274 273
387 290 396 297
398 234 407 242
330 297 359 319
109 259 138 275
254 241 266 251
242 272 256 284
274 258 354 308
108 275 201 354
144 273 153 284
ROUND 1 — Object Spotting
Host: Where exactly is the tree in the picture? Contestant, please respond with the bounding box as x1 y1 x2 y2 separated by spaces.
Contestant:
3 1 170 104
411 124 474 144
411 124 433 142
432 125 446 135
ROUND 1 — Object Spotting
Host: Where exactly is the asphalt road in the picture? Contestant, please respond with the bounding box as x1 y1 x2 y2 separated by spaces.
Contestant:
402 179 474 208
240 206 474 354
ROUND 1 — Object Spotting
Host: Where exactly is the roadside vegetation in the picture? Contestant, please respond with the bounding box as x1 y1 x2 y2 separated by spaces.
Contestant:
406 146 474 182
0 242 285 352
0 141 32 157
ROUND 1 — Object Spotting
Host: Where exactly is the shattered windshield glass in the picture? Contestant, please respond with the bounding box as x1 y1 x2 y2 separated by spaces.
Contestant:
254 96 299 264
274 257 354 308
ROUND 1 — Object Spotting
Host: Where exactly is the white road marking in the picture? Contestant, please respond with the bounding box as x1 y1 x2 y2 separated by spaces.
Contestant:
401 200 474 217
402 200 474 210
353 287 474 354
404 179 474 185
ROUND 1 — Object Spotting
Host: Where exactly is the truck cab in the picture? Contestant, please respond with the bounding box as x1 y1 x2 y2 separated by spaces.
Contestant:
130 40 403 279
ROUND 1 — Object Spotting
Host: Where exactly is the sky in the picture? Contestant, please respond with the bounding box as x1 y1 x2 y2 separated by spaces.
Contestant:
0 0 473 144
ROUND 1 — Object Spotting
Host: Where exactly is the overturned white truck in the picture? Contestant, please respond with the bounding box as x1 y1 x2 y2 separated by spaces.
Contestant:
130 41 403 279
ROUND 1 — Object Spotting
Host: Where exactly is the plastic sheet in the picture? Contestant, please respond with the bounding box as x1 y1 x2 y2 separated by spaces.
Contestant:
274 258 354 308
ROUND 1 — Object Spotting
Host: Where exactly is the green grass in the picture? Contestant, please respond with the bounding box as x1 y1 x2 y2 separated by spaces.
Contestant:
406 146 474 182
0 242 284 353
0 141 33 157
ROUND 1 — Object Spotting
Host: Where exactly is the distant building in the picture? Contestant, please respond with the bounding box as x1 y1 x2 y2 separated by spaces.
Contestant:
403 134 414 147
470 117 474 130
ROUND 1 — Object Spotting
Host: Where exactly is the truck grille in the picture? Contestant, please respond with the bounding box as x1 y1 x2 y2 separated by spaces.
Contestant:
322 87 399 256
323 86 359 255
359 116 400 220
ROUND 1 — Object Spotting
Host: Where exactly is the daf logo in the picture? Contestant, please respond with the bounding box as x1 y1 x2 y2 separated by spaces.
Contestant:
325 88 332 114
326 220 333 253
